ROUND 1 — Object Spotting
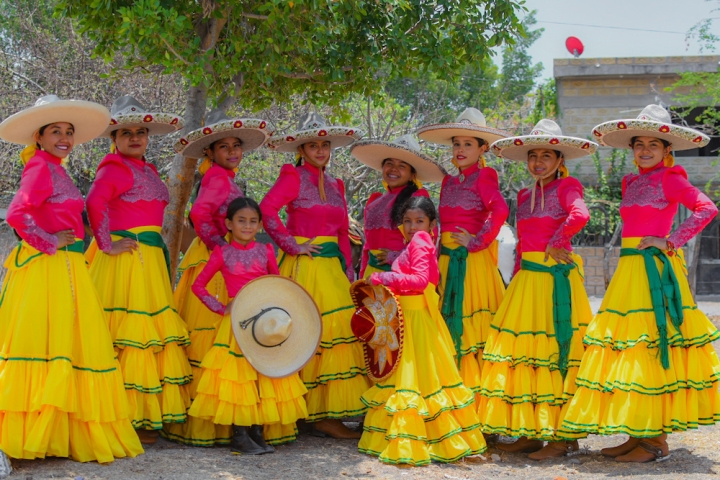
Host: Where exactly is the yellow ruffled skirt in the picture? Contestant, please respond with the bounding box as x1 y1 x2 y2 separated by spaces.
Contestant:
279 236 371 421
0 241 143 462
188 308 308 445
358 288 486 466
162 236 232 446
439 234 505 399
86 226 192 430
559 238 720 439
477 252 592 440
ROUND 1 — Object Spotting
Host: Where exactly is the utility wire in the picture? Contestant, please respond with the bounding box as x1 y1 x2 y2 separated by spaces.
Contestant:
537 20 688 35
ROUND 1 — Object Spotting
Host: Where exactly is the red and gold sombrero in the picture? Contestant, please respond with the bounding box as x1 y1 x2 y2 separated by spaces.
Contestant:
350 280 404 383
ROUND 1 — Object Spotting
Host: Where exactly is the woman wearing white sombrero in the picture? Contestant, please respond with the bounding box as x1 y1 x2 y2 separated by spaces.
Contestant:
559 105 720 462
260 113 372 439
0 95 143 462
84 95 190 445
163 108 274 447
479 119 596 459
350 134 446 278
416 108 510 402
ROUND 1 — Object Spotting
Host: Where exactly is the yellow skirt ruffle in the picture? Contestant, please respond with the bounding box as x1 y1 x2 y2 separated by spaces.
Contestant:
559 237 720 439
86 226 192 430
358 288 486 466
188 310 308 445
0 242 143 462
438 234 506 399
162 236 232 446
279 236 371 421
477 251 592 440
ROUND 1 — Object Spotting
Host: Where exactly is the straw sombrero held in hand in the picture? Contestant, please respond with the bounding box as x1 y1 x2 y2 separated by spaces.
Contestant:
350 134 447 183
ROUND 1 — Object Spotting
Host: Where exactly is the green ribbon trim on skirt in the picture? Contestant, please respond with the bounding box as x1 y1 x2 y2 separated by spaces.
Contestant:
112 230 171 279
278 241 346 274
620 247 684 369
368 251 392 272
521 259 575 378
439 245 468 365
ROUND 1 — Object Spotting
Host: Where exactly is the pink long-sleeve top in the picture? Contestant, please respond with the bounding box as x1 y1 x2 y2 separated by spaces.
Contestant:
438 163 509 251
360 185 430 276
6 150 85 255
620 163 718 248
259 162 353 279
369 230 439 296
85 153 169 252
192 240 279 315
189 163 244 250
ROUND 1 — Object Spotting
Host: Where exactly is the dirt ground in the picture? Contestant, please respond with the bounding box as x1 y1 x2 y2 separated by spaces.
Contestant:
7 304 720 480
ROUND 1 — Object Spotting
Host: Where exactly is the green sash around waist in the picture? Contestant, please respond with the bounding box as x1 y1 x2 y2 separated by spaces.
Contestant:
619 247 684 369
368 251 392 272
112 230 171 279
440 245 468 365
60 240 85 254
278 241 347 274
521 259 575 378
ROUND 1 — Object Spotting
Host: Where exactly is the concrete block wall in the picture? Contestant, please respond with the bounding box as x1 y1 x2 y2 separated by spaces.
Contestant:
574 246 620 296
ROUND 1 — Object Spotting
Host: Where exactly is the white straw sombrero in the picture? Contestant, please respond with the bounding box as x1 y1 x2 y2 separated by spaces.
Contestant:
231 275 322 379
175 109 275 157
350 134 447 183
491 119 598 161
268 112 363 152
101 95 183 137
0 95 110 145
591 104 710 151
416 107 510 146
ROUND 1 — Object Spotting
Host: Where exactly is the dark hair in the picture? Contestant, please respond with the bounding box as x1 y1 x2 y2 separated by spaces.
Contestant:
451 136 487 148
226 197 262 221
36 122 74 148
630 136 671 148
109 126 148 141
400 196 437 223
382 158 420 226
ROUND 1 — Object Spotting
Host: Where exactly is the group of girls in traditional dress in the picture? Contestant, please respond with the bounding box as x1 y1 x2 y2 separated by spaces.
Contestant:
0 93 718 470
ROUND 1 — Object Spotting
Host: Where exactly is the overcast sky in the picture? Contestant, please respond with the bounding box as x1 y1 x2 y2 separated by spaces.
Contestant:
512 0 720 80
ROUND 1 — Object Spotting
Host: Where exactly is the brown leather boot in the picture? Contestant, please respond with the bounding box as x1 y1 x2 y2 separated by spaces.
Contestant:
136 429 158 445
312 419 362 439
601 436 641 457
616 434 669 463
528 440 579 461
496 436 544 453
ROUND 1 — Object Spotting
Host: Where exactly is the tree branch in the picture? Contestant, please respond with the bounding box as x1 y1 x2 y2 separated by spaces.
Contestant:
9 69 46 94
241 12 268 20
160 36 191 66
217 72 245 111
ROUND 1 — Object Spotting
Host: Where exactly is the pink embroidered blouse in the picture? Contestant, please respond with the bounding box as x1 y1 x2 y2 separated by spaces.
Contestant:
259 162 353 280
369 230 439 295
6 150 85 255
192 240 279 315
189 163 244 250
439 163 509 251
86 153 169 252
620 163 718 248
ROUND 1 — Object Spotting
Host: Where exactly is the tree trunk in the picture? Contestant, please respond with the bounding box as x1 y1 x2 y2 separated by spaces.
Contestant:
161 83 208 281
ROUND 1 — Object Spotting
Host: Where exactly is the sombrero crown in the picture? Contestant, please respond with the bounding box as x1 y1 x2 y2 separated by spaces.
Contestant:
491 118 598 161
591 104 710 151
102 95 183 138
416 107 510 146
268 112 363 152
350 134 447 183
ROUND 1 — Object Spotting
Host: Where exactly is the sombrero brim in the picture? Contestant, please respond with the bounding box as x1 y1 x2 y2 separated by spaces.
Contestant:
416 123 510 146
592 119 710 151
268 127 363 152
101 112 184 137
491 135 598 161
231 275 321 379
350 140 447 183
0 100 110 145
175 118 275 157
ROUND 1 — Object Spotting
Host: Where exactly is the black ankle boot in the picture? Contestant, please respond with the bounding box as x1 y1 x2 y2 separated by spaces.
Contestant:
249 425 275 454
230 426 266 455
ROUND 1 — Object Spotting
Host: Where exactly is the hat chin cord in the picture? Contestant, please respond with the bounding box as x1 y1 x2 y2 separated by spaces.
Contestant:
529 158 562 213
239 307 290 348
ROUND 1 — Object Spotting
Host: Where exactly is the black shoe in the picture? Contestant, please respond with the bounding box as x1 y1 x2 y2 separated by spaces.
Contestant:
249 425 275 454
230 426 266 455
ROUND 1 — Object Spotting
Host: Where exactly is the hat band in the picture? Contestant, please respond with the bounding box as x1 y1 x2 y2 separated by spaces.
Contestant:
239 307 290 348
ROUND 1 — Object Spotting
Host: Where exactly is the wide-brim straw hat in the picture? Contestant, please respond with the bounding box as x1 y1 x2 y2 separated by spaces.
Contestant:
350 134 447 183
416 107 510 146
491 119 598 161
101 95 183 137
175 109 275 157
591 104 710 151
268 112 363 152
0 94 110 145
231 275 321 379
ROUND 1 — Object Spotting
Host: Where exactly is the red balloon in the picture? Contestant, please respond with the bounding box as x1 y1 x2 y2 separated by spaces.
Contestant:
566 36 584 57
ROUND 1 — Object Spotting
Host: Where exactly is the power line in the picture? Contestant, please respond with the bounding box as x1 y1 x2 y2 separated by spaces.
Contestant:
537 20 687 35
